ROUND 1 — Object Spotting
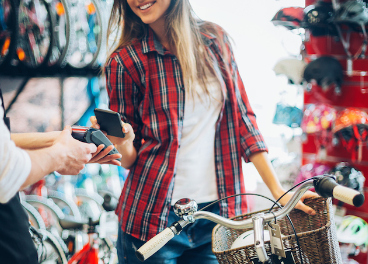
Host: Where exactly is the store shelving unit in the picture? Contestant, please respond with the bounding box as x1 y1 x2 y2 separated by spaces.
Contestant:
303 0 368 262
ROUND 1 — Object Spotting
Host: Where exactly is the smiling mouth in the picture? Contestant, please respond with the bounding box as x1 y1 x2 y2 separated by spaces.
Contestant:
139 1 156 10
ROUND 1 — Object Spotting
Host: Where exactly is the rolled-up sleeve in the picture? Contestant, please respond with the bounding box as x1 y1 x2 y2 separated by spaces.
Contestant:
0 101 31 203
105 55 142 150
224 36 268 162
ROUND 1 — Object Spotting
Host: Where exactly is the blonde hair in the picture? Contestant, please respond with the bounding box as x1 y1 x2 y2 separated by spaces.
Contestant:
106 0 229 97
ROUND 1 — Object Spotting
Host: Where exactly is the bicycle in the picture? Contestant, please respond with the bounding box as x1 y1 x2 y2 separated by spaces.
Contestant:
30 225 69 264
0 0 18 69
136 175 365 263
58 216 118 264
67 0 104 69
16 0 54 69
47 0 75 68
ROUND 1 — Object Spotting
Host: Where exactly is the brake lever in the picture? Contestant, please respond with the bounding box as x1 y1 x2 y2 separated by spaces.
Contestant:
71 126 121 161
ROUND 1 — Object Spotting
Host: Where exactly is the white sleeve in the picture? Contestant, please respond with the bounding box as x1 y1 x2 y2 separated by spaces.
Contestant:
0 98 32 203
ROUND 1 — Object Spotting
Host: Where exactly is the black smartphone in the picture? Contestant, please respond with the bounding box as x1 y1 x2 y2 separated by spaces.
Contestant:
94 108 125 138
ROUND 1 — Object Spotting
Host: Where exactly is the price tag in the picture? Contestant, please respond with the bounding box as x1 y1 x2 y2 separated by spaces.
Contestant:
268 223 286 258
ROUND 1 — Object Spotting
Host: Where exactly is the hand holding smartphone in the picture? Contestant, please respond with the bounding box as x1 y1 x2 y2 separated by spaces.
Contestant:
94 108 125 138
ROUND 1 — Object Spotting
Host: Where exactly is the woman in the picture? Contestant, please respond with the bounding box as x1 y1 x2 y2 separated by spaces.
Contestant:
91 0 317 263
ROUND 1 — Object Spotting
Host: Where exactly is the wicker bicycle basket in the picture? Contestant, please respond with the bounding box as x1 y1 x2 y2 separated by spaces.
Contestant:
212 197 342 264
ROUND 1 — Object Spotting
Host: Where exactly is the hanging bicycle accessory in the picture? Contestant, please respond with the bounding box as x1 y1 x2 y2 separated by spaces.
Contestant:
337 215 368 247
16 0 54 69
272 104 303 128
0 0 18 69
301 104 336 159
302 2 337 37
332 0 368 74
329 162 365 192
332 108 368 162
303 56 344 95
136 175 364 263
273 58 306 85
294 162 331 187
67 0 104 69
271 7 304 30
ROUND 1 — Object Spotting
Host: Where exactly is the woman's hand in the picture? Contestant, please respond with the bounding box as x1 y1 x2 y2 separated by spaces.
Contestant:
90 116 135 146
275 190 319 215
88 144 122 166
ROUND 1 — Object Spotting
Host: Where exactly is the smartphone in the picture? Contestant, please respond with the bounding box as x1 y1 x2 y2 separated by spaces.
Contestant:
94 108 125 138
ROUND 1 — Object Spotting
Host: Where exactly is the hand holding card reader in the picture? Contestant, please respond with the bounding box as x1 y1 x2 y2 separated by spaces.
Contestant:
71 126 121 162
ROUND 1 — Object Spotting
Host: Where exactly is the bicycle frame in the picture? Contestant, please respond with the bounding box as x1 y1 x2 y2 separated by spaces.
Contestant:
67 232 99 264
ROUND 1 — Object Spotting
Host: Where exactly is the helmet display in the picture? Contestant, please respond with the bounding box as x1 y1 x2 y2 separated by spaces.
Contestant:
333 108 368 161
271 7 304 30
273 104 303 128
303 56 344 95
294 162 331 185
333 108 368 133
329 162 365 192
301 104 337 134
334 0 368 25
337 216 368 247
302 2 336 36
273 58 306 85
333 0 368 59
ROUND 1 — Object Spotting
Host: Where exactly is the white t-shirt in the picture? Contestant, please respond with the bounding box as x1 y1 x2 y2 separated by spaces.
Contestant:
0 98 31 203
171 73 223 205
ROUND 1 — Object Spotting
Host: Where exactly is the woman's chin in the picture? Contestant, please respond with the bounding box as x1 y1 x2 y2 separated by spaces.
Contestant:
140 16 160 26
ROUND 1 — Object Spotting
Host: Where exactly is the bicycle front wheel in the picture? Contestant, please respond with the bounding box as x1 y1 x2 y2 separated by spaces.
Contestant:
47 0 74 67
17 0 54 69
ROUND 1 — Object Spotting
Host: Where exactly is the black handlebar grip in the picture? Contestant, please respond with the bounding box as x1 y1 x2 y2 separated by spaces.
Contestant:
314 175 365 207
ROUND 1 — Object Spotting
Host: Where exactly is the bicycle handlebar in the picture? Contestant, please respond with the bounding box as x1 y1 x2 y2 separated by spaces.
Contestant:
136 175 365 262
135 227 175 262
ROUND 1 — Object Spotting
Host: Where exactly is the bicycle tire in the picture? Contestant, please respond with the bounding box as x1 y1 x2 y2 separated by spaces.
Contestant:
37 228 68 264
48 0 75 67
47 190 82 220
24 195 65 235
67 0 104 69
0 0 18 69
22 200 46 230
16 0 54 69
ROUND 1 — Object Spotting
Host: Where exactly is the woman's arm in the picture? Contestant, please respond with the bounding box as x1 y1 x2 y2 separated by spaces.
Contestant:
11 131 60 150
218 32 318 215
249 151 317 215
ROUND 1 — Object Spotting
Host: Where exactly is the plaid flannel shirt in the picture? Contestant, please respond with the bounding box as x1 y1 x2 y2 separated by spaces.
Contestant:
105 27 268 241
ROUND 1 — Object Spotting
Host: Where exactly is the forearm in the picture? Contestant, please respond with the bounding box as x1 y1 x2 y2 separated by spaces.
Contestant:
249 151 284 198
20 146 60 189
11 131 60 150
116 141 137 169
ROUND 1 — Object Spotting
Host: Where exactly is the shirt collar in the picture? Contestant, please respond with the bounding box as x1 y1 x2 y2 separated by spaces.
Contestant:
141 27 216 55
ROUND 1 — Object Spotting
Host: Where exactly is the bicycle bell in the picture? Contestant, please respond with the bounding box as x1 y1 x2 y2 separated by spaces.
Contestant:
173 199 198 221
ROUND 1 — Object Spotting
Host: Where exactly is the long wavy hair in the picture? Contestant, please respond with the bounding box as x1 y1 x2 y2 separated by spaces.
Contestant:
106 0 229 97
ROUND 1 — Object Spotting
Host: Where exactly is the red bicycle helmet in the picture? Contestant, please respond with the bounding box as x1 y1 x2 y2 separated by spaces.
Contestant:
271 7 304 30
333 108 368 161
301 104 336 160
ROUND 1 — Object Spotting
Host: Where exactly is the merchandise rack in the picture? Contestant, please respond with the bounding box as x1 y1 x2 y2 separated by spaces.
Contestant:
304 0 368 262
